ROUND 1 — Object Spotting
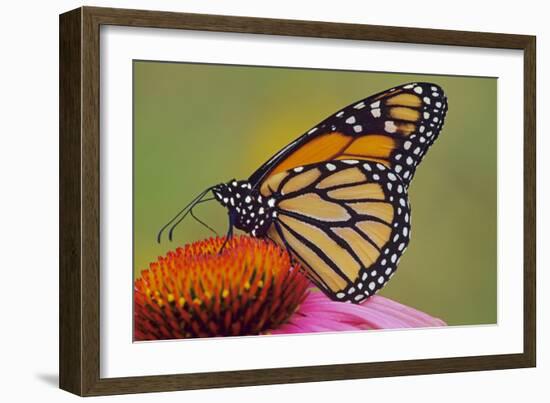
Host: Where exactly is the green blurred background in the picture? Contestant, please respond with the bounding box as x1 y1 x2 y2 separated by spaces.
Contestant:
133 61 497 326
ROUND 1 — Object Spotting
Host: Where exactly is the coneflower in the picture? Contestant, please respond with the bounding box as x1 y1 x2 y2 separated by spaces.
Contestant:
134 236 309 340
134 236 445 341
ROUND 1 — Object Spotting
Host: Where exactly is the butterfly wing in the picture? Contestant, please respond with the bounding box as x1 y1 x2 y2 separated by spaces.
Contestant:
261 159 411 303
249 82 448 188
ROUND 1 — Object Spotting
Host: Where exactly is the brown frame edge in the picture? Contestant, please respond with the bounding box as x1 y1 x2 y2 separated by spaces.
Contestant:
59 6 536 396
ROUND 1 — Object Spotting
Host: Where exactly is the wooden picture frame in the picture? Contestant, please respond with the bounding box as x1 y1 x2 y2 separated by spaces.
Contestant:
59 6 536 396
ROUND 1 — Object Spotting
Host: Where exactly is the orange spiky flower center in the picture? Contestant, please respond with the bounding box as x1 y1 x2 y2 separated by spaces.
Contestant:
134 236 309 340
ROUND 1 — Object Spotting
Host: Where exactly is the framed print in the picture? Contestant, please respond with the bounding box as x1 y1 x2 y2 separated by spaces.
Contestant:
59 6 536 396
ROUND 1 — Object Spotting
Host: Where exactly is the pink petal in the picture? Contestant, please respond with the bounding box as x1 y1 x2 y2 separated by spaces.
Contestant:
367 296 447 327
267 285 446 335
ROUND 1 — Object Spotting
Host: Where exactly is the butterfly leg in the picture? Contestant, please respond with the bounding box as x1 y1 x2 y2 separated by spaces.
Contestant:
218 212 235 254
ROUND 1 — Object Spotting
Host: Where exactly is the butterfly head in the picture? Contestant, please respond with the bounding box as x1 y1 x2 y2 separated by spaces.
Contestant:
213 180 277 237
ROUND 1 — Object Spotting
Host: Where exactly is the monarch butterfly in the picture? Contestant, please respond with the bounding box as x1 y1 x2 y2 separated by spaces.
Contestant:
158 82 448 303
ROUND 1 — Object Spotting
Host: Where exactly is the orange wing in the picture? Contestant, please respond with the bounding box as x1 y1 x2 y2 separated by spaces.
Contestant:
260 159 411 303
248 82 448 188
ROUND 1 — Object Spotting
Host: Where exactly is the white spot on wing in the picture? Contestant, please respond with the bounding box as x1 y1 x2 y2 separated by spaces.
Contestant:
346 116 356 124
384 121 397 133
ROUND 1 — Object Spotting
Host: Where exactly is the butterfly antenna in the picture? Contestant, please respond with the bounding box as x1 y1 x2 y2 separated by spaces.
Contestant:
189 201 219 236
167 194 218 241
157 187 213 243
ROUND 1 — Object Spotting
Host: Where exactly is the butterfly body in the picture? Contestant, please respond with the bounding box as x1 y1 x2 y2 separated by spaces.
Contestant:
212 180 276 237
164 82 448 304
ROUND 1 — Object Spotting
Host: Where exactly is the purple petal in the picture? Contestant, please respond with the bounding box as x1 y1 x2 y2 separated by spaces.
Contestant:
367 296 447 327
267 286 446 335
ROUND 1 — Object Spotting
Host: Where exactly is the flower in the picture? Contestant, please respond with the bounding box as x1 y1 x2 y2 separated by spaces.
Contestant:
134 236 310 340
270 291 446 334
134 236 445 341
